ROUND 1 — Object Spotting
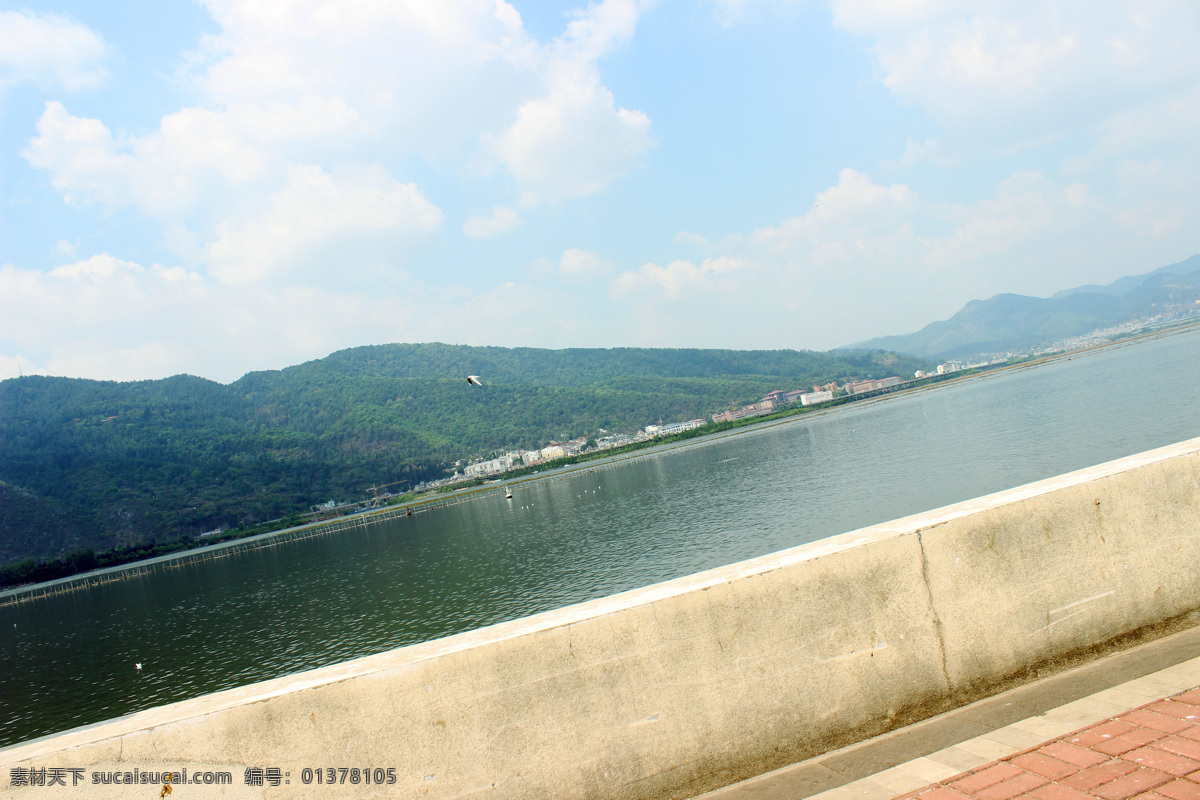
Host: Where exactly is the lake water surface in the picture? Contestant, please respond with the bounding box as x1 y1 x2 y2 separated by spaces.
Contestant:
3 329 1200 747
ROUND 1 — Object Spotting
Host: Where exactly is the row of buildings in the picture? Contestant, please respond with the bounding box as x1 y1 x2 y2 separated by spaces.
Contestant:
432 375 906 489
710 376 904 423
924 308 1200 373
456 437 591 481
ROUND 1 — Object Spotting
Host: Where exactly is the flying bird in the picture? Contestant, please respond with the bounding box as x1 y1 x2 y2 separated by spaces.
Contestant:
467 375 484 387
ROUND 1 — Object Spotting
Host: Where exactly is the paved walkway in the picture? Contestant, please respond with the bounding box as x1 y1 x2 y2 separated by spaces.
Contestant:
893 685 1200 800
697 625 1200 800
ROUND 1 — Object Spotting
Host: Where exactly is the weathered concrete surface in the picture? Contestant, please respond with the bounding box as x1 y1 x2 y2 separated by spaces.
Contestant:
3 437 1199 800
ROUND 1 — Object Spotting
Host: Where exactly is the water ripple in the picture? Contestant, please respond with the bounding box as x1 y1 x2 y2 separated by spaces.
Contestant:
2 330 1199 746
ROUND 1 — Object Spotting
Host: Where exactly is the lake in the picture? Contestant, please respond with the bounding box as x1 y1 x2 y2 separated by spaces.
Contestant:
3 328 1199 747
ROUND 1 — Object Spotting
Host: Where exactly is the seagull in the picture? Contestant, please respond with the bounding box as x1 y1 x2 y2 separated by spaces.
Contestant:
466 375 484 387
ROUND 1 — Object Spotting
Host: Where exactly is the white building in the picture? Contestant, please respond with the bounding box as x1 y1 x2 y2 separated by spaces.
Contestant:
661 419 706 435
463 455 517 478
800 390 833 406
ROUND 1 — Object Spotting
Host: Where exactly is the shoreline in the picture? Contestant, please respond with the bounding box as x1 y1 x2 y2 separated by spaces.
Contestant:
4 320 1198 605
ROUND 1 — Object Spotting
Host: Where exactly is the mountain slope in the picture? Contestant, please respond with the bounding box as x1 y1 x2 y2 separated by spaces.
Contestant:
844 256 1200 359
1051 254 1200 298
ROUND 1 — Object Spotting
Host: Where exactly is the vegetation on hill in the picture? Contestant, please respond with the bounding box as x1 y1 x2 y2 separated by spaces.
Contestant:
0 344 930 570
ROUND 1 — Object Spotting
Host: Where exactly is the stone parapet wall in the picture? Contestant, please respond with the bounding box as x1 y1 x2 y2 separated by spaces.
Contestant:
4 438 1199 799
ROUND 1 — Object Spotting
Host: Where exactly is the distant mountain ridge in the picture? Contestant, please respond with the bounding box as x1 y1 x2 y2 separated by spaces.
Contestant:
843 255 1200 360
1049 255 1199 298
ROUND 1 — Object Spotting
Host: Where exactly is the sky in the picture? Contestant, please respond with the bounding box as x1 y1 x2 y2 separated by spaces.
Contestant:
1 0 1198 384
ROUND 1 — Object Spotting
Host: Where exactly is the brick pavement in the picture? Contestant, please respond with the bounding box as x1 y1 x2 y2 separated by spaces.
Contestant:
696 642 1200 800
896 689 1200 800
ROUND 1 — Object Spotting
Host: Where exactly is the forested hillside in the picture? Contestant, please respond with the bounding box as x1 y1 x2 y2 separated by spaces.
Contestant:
0 343 929 566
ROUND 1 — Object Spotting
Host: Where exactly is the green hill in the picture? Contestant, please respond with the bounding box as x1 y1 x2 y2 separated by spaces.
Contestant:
0 344 930 567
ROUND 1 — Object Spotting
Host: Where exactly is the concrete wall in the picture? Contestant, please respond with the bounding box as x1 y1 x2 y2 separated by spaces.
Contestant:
4 437 1200 799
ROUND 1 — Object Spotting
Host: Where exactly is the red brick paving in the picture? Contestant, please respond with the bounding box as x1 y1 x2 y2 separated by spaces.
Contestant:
1012 752 1080 781
1027 784 1096 800
905 686 1200 800
1060 760 1138 791
1040 743 1111 769
1094 767 1173 800
917 788 973 800
1155 737 1200 761
1149 702 1200 722
949 763 1025 793
1093 768 1173 800
1122 747 1200 776
974 773 1049 800
1124 711 1195 734
1093 728 1168 756
1040 742 1113 770
1156 779 1200 800
1070 722 1138 748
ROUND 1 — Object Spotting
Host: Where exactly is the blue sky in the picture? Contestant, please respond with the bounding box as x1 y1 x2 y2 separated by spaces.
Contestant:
2 0 1198 382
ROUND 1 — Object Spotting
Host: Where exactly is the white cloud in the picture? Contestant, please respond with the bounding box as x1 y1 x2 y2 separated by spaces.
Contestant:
490 76 653 205
15 0 1197 383
205 164 443 285
0 255 208 381
191 0 537 147
918 170 1101 275
24 110 445 285
529 248 614 280
21 0 654 291
636 164 1198 347
831 1 1200 151
23 98 365 218
672 231 712 251
463 205 520 237
484 0 654 204
0 252 600 382
765 169 1080 290
22 102 136 211
5 135 1195 383
1108 156 1196 241
195 0 527 89
0 10 108 91
0 355 46 379
613 256 750 299
559 248 612 275
48 253 146 282
184 0 653 204
748 168 917 253
882 137 958 170
556 0 643 62
1066 81 1200 174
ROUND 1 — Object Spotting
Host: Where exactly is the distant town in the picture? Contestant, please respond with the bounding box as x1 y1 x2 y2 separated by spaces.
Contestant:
291 308 1200 515
404 308 1200 498
935 305 1200 372
409 376 925 494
